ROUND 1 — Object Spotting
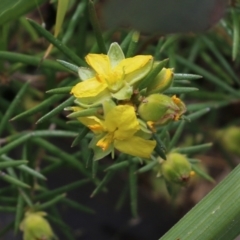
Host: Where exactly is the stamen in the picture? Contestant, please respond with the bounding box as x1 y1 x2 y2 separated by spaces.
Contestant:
96 133 113 151
172 95 181 104
88 124 103 131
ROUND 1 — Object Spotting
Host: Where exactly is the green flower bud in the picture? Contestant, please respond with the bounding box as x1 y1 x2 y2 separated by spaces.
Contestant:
161 153 194 185
20 211 55 240
137 94 186 126
217 126 240 156
147 68 173 94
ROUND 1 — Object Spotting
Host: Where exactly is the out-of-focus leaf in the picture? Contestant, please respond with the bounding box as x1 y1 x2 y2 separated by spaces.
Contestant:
44 0 70 58
160 164 240 240
0 0 47 25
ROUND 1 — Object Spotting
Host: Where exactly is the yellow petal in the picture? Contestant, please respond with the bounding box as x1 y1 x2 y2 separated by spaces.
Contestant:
71 78 107 98
115 55 153 75
78 116 105 134
114 136 156 159
85 54 111 75
105 105 139 139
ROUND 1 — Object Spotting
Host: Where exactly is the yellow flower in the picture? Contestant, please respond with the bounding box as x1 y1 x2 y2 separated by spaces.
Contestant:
71 43 153 102
77 104 156 160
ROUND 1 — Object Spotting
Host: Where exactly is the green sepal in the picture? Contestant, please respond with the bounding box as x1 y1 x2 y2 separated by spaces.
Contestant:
108 42 125 68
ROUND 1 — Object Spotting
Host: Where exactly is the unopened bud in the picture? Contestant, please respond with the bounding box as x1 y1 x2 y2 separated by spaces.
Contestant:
217 126 240 156
138 94 186 125
161 153 193 185
20 211 55 240
147 68 173 94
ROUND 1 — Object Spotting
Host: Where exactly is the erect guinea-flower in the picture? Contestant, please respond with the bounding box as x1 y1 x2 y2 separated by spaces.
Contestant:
71 42 153 101
75 104 156 160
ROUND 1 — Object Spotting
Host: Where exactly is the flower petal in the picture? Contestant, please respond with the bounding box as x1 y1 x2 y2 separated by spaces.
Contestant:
115 55 153 75
114 136 156 159
71 78 107 98
105 105 139 139
78 116 105 134
85 54 111 75
124 57 153 85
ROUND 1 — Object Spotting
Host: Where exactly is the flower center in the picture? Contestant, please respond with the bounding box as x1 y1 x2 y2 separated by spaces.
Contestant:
99 70 124 92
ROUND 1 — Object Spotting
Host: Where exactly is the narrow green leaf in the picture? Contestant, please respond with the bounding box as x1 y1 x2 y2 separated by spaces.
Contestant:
0 81 29 135
173 73 202 80
0 160 27 169
0 51 67 71
35 194 66 210
57 60 79 73
41 161 63 175
19 188 33 207
191 164 215 183
27 19 86 66
120 31 134 54
187 101 230 111
20 17 38 41
176 56 240 97
129 163 138 218
18 165 47 180
54 0 69 38
168 121 185 151
0 206 16 212
88 0 107 53
201 36 240 85
104 158 139 171
90 171 114 198
71 127 89 147
187 108 210 121
0 134 30 156
46 86 73 94
153 133 166 160
14 194 24 234
92 158 98 178
11 94 64 121
232 8 240 61
126 31 140 57
187 158 201 164
36 96 75 124
160 164 240 240
0 171 30 188
48 215 75 240
164 87 198 94
0 196 16 203
174 143 212 154
160 36 179 52
62 0 87 44
62 198 95 214
200 51 233 85
3 130 77 146
35 179 90 200
32 138 90 177
30 130 77 138
0 0 47 25
67 107 99 118
136 159 158 174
